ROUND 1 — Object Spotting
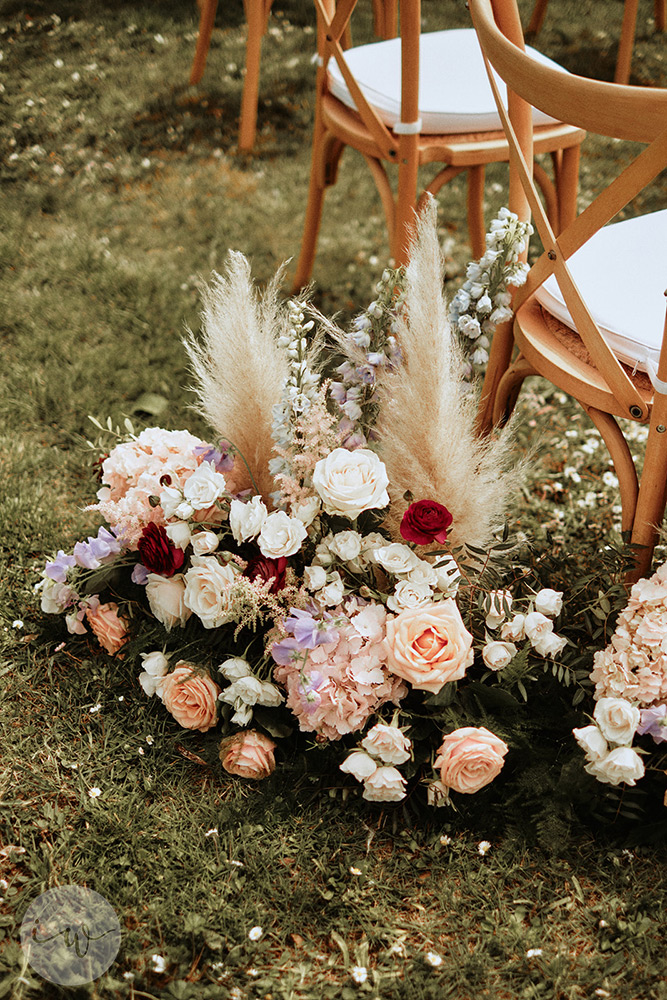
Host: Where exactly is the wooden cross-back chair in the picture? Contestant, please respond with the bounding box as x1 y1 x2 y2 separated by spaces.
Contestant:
291 0 586 290
527 0 666 86
471 0 667 580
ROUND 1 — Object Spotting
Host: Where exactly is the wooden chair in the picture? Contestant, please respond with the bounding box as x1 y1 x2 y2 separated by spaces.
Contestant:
189 0 274 152
527 0 666 86
291 0 585 291
471 0 667 579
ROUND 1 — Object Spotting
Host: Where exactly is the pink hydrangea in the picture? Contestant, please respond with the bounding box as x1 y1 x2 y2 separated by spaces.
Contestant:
273 602 407 740
591 561 667 708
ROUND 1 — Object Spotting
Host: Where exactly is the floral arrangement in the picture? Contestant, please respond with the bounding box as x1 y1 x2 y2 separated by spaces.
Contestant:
38 201 656 819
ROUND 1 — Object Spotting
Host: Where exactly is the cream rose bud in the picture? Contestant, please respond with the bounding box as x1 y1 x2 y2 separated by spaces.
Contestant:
375 543 421 576
304 564 327 591
359 532 389 566
229 496 267 544
387 579 433 612
361 724 411 765
146 573 191 630
585 746 645 786
319 571 345 607
138 650 170 696
524 611 554 645
165 521 191 550
573 724 608 762
500 614 526 642
160 485 193 521
427 779 450 806
183 462 227 510
532 631 567 658
191 530 219 556
482 640 517 671
594 697 640 745
258 510 307 559
434 556 461 594
218 657 252 681
312 447 390 520
183 556 237 628
362 766 407 802
485 590 513 629
291 496 321 526
340 751 378 782
534 588 563 617
328 530 363 562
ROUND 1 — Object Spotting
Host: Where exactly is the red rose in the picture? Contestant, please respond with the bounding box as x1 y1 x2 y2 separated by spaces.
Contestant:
400 500 453 545
244 555 287 593
137 523 185 577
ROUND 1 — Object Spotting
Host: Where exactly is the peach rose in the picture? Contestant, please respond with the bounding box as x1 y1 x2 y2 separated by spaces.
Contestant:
86 601 128 655
220 730 277 779
157 663 221 732
435 726 508 794
385 599 474 694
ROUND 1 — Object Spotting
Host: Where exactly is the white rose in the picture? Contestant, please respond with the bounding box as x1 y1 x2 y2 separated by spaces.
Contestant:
291 496 321 526
532 631 567 657
183 556 237 628
534 588 563 617
358 532 389 566
362 766 407 802
145 573 191 630
328 530 362 562
138 650 170 697
387 579 433 612
258 511 307 559
572 724 608 762
585 746 645 786
220 675 264 707
229 496 267 544
594 697 640 746
312 448 390 520
165 521 191 550
191 530 219 556
304 564 327 591
218 657 252 681
257 680 284 707
482 640 517 671
405 559 438 588
485 590 513 629
182 462 227 511
375 543 421 576
340 751 377 782
434 556 461 595
159 486 193 521
500 614 526 641
361 724 411 765
318 571 345 607
524 611 554 644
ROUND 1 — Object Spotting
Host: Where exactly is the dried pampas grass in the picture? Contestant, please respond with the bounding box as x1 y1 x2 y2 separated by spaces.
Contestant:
185 252 290 502
375 198 519 551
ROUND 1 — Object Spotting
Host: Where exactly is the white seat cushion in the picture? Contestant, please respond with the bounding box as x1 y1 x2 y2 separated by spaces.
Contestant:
534 210 667 374
327 28 564 134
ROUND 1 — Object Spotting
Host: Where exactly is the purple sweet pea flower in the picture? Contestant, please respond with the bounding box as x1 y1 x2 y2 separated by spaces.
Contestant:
44 550 76 583
271 636 303 666
637 705 667 744
284 608 338 649
297 669 325 713
193 442 235 473
131 563 149 586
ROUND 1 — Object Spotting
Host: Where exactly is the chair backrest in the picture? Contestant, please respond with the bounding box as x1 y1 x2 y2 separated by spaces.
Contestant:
313 0 421 162
469 0 667 422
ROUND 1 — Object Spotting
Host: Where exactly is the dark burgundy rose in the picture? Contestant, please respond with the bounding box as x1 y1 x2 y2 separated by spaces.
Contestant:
137 523 185 577
400 500 453 545
244 555 287 593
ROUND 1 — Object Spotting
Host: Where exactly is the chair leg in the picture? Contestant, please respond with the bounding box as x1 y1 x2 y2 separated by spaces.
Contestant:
615 0 640 84
584 406 639 534
526 0 550 36
393 139 420 266
656 0 666 32
555 144 580 232
292 128 345 292
189 0 219 86
491 356 534 427
363 155 397 252
466 165 487 261
476 321 521 435
628 417 667 581
239 0 271 151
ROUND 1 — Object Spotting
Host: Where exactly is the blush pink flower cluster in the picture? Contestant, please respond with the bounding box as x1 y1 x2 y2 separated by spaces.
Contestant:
273 602 407 740
590 562 667 708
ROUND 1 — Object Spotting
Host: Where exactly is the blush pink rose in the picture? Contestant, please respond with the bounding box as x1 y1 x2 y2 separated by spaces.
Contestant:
86 601 129 655
435 726 508 794
385 599 474 693
219 730 277 779
158 663 221 732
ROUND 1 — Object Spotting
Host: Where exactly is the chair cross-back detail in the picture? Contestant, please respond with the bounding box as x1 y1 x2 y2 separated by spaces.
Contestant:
292 0 586 291
471 0 667 580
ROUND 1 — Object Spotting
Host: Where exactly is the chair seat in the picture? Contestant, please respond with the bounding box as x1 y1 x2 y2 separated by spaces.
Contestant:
327 28 564 134
534 209 667 373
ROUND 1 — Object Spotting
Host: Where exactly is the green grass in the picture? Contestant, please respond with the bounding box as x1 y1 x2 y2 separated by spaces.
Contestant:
1 0 667 997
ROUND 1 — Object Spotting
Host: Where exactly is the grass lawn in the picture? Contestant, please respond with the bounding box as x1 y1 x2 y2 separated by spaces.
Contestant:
1 0 666 997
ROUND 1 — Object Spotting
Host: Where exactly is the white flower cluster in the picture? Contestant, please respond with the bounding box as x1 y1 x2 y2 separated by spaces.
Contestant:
573 698 645 787
340 722 412 801
217 656 284 726
270 300 320 481
449 208 534 372
481 588 567 670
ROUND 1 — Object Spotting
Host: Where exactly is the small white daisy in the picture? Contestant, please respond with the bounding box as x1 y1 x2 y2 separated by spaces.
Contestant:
150 954 167 973
88 787 101 799
478 840 492 856
205 828 218 837
526 948 543 958
248 926 263 941
425 951 443 967
349 866 362 876
351 966 368 984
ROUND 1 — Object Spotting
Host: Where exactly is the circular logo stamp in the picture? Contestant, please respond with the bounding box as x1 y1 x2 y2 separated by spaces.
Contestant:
20 885 121 986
